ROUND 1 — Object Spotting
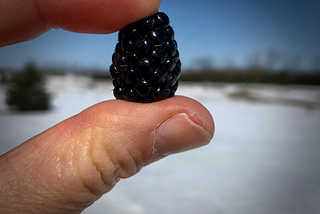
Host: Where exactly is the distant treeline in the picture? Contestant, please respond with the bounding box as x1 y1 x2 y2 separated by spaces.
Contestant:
2 66 319 86
90 69 320 86
180 69 320 85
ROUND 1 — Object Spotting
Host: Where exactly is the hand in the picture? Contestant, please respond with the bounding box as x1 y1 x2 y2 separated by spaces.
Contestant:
0 0 215 213
0 0 161 47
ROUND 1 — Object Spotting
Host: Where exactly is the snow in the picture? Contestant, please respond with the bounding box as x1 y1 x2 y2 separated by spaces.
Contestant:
1 76 320 214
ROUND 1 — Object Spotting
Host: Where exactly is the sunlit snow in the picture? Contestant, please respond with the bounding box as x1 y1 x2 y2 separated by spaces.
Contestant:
1 75 320 214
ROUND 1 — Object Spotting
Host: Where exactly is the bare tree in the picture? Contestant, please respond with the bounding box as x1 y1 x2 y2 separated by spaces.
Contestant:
265 48 281 72
193 57 214 71
223 54 235 70
290 54 303 72
281 52 303 72
247 51 262 71
311 55 320 72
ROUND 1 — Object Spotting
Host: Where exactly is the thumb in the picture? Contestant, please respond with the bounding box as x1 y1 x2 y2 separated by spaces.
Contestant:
0 96 214 214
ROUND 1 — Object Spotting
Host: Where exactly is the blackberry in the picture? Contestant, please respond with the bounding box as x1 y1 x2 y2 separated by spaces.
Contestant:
110 12 181 102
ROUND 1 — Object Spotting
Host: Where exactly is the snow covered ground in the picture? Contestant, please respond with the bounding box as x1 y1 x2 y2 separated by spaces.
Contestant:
1 75 320 214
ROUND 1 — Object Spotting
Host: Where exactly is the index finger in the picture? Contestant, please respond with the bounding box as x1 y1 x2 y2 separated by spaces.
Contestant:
0 0 161 47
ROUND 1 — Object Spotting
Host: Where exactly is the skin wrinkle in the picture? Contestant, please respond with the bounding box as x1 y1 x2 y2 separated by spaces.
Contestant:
103 137 138 180
87 119 147 181
75 128 113 197
117 145 144 179
87 133 108 196
88 127 120 193
113 158 130 180
75 123 115 192
72 135 98 197
87 127 119 194
127 149 143 176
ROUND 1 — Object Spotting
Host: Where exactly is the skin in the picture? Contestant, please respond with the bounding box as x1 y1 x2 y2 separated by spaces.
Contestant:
0 0 215 213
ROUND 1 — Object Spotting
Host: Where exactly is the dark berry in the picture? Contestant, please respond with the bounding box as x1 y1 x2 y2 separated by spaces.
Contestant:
112 79 119 87
173 50 179 62
169 81 179 98
177 59 182 68
150 47 168 65
163 57 176 72
121 40 134 53
167 73 177 86
136 58 154 76
123 28 140 41
118 29 124 41
122 67 138 84
153 86 170 101
138 97 154 103
115 42 123 54
109 12 182 102
134 38 151 56
165 39 177 56
115 54 127 68
140 17 156 33
150 68 168 84
113 87 124 100
168 86 176 98
126 52 139 66
172 64 181 79
165 26 175 40
109 64 119 80
149 29 166 46
173 81 179 91
112 53 117 64
116 76 126 87
173 40 178 49
154 12 170 29
122 88 138 102
135 79 151 97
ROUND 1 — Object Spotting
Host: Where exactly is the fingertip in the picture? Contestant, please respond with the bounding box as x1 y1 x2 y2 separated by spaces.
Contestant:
99 96 215 160
0 0 162 46
80 95 215 144
154 112 213 156
40 0 162 34
171 96 215 137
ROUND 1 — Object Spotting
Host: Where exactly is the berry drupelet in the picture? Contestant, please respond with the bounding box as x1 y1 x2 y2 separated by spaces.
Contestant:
110 12 181 103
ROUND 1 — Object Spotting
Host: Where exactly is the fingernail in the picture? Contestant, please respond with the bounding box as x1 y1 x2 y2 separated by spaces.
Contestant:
154 113 213 156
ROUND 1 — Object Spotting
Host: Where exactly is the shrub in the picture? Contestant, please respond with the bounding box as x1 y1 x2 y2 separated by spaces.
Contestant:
6 62 51 111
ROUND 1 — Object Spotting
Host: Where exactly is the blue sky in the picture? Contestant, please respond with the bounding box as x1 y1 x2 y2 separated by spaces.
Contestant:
0 0 320 70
